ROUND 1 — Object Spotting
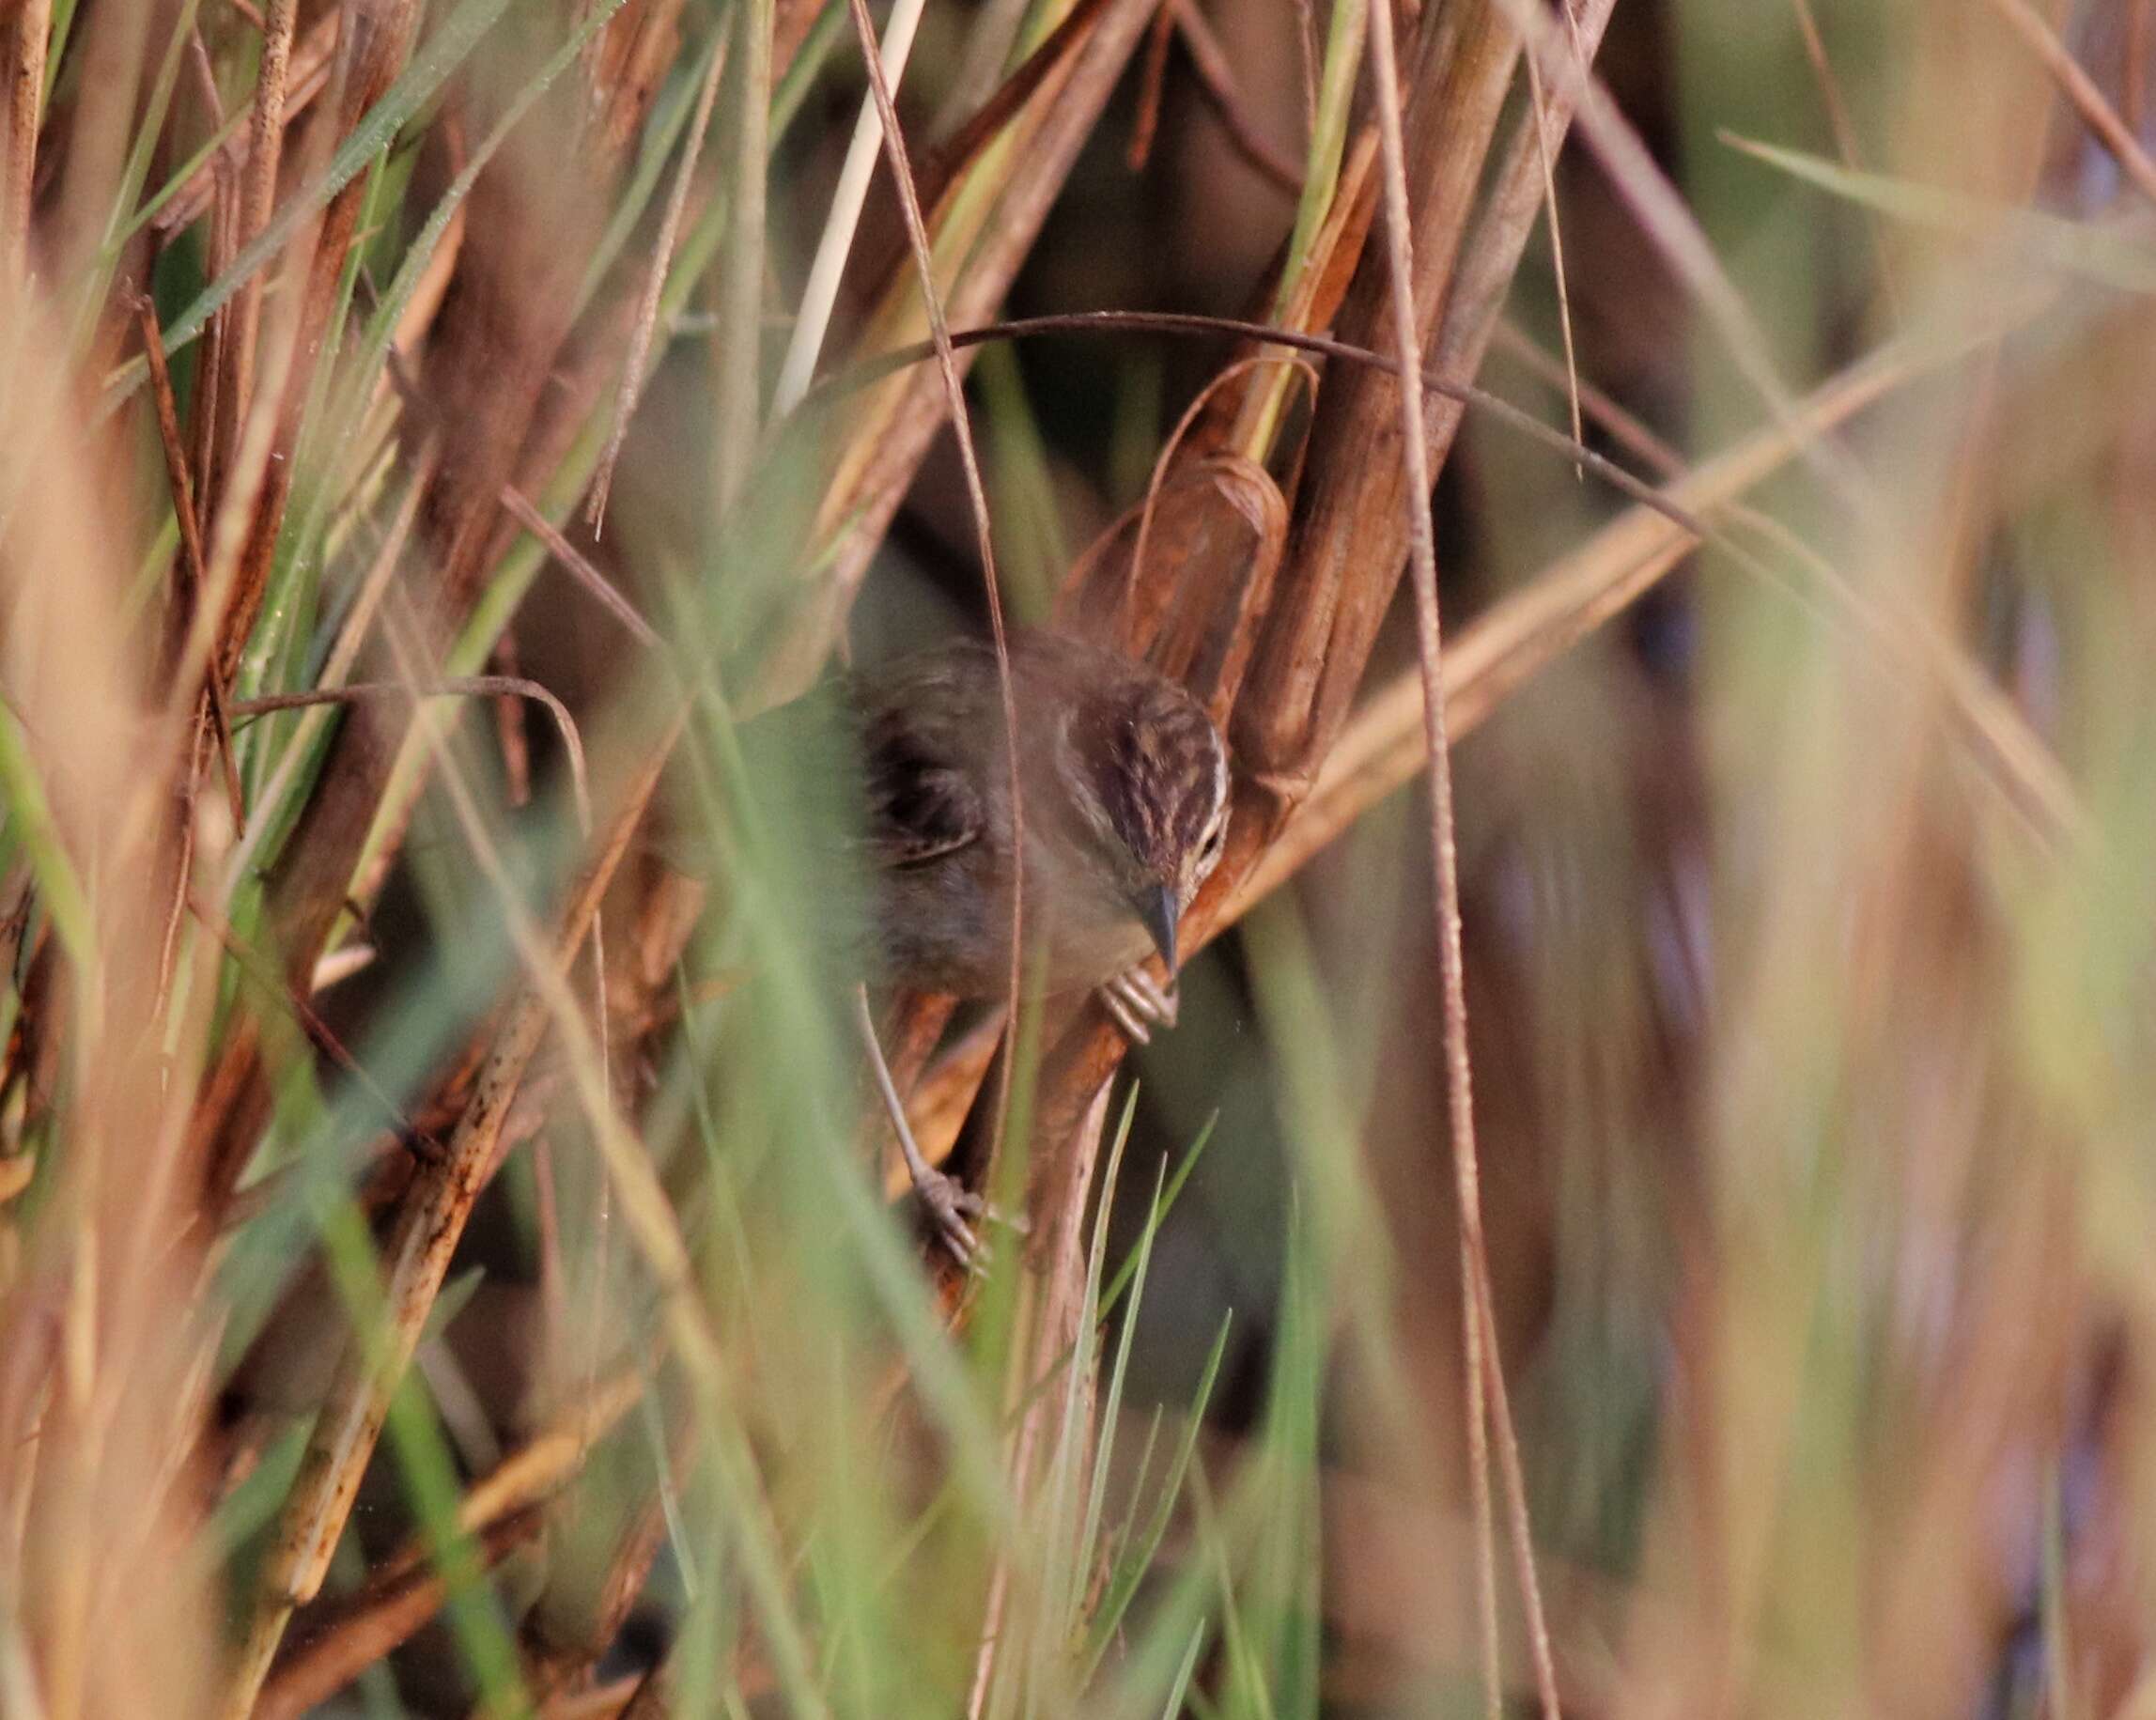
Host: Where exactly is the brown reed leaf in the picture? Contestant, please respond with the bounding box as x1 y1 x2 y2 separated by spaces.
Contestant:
0 0 47 274
154 8 341 238
1058 452 1290 724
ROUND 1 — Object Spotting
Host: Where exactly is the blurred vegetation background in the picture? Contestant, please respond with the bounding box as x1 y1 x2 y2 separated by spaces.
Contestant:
0 0 2152 1714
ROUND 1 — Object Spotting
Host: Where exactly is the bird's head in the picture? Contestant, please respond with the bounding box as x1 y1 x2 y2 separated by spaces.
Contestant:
1064 676 1231 977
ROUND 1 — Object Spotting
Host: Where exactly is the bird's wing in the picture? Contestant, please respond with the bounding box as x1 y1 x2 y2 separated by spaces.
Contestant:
858 685 987 869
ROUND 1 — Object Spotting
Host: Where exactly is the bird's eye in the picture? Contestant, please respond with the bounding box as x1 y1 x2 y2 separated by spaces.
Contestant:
1200 822 1224 861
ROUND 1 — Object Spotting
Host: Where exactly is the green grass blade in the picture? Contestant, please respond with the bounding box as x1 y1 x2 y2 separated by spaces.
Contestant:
0 708 95 976
1036 1086 1141 1677
105 0 521 401
1158 1619 1207 1719
1081 1311 1233 1681
1100 1112 1216 1320
1724 132 2156 293
1076 1154 1170 1630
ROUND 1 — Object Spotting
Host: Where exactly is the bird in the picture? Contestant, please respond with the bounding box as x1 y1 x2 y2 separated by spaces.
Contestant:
730 628 1233 1261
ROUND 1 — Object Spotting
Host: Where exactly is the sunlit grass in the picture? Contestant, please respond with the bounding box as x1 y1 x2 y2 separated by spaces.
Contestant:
3 0 2156 1716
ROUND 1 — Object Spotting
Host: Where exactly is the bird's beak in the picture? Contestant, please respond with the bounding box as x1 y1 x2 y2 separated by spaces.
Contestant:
1137 882 1179 977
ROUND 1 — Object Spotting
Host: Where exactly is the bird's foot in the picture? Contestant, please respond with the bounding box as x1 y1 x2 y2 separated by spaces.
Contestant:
911 1164 985 1268
1099 968 1179 1045
910 1168 1028 1271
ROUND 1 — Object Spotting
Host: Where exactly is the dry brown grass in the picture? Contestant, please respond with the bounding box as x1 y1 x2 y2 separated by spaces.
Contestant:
1 0 2154 1715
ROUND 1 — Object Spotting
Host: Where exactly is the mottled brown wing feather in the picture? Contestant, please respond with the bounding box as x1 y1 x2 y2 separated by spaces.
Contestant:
858 698 985 869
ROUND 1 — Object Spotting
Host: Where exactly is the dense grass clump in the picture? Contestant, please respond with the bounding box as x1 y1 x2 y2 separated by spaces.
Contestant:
1 0 2153 1714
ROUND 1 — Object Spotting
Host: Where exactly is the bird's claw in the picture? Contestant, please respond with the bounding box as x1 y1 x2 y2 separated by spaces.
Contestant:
912 1170 1026 1271
914 1168 982 1266
1100 968 1179 1045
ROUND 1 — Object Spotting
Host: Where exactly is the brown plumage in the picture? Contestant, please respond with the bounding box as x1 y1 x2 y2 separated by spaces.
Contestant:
725 628 1230 1263
744 629 1231 997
